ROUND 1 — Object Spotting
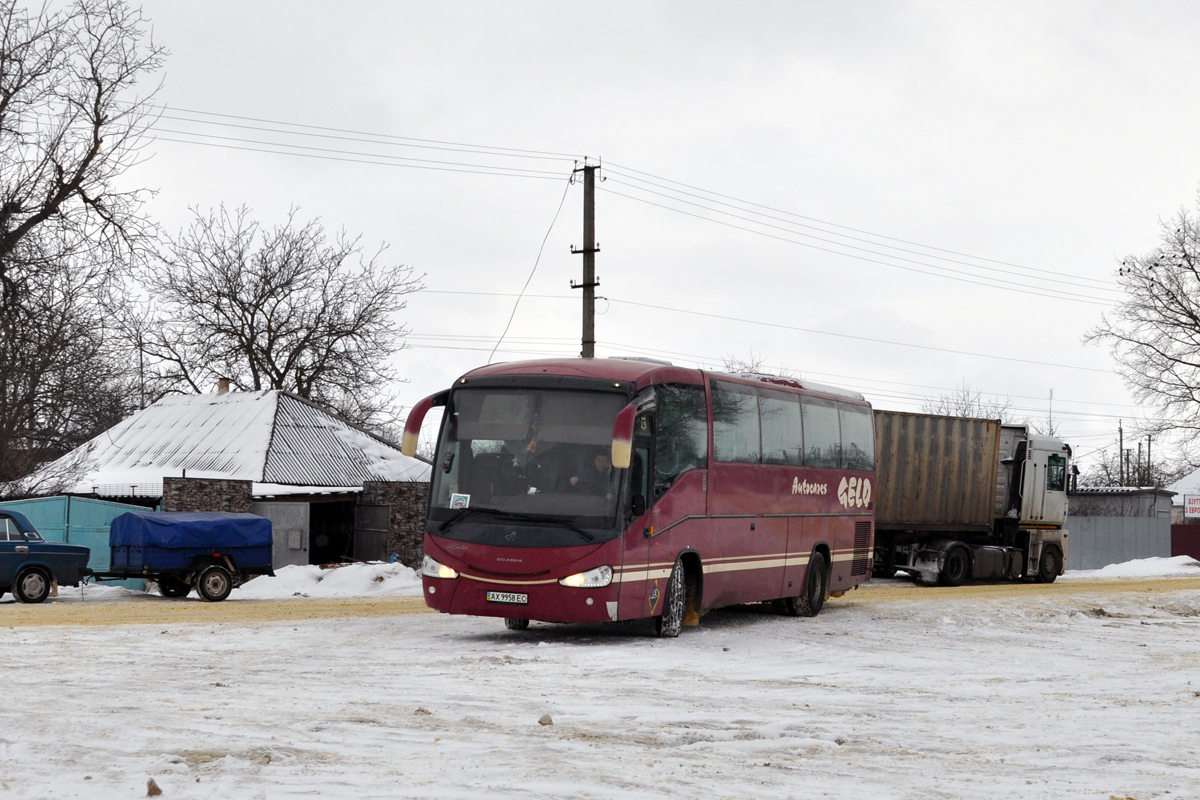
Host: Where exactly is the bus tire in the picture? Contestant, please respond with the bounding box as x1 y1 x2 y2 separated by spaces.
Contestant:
504 618 529 630
939 546 970 587
655 558 686 638
787 555 827 618
1036 546 1061 584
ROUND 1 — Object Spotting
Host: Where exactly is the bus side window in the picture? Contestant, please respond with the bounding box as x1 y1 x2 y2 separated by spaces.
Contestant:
655 384 708 494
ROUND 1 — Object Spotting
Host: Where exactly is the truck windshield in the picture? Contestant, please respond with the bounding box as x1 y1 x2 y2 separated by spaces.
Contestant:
430 387 629 529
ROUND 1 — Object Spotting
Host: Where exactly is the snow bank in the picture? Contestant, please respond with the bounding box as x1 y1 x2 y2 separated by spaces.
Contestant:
233 562 423 599
39 562 424 603
1062 554 1200 580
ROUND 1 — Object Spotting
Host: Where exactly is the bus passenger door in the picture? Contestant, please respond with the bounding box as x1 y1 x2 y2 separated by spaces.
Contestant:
618 428 656 620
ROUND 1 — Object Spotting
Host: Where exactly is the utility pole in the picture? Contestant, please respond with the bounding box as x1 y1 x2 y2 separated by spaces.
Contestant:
1119 420 1124 485
571 162 600 358
1147 435 1153 486
1137 441 1143 486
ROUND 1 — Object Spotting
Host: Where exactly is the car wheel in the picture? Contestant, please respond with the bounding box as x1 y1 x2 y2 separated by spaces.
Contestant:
1036 546 1062 584
504 618 529 631
655 558 686 638
785 555 827 617
158 575 191 598
196 565 233 602
14 568 51 604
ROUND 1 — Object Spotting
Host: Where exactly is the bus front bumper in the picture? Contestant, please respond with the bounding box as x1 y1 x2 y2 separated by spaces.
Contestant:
423 573 620 624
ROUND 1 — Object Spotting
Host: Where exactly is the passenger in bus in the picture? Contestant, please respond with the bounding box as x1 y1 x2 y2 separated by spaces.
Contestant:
570 450 614 494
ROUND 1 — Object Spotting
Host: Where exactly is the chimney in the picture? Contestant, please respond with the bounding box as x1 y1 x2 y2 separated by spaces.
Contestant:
218 378 230 395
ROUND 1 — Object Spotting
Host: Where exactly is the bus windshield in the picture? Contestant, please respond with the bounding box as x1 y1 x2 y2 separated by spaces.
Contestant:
430 387 629 529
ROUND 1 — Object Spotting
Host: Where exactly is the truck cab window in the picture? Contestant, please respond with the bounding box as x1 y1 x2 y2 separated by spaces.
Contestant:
1046 454 1066 492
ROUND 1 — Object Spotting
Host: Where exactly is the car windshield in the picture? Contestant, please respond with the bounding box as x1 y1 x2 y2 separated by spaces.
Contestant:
430 387 628 529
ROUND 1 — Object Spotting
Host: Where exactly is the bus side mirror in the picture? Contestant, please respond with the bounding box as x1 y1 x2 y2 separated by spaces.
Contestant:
631 495 646 517
611 403 637 469
401 390 448 457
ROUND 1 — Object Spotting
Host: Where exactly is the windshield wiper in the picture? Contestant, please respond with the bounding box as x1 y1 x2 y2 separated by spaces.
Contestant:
437 507 594 541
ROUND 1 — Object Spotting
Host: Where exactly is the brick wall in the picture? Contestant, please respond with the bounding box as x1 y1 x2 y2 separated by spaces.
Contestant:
162 478 253 513
359 481 429 569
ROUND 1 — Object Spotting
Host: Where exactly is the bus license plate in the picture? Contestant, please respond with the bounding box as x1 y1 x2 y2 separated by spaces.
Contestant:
486 591 528 605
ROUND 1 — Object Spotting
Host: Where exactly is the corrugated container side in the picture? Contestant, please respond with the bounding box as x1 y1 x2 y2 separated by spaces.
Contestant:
874 411 1001 533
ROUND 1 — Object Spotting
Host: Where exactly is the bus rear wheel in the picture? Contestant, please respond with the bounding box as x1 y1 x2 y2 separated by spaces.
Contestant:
655 558 686 638
785 555 827 618
504 618 529 630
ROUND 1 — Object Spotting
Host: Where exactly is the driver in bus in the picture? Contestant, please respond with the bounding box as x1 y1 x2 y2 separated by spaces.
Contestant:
570 450 614 494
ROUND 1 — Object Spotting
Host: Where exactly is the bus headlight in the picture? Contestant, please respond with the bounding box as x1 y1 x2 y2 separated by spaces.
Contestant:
559 565 613 588
422 555 459 579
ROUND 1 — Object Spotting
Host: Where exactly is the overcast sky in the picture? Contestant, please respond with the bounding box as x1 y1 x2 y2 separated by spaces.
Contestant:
126 1 1200 469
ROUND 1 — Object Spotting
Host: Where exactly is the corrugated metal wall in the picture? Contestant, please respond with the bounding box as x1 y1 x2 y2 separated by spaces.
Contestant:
1171 524 1200 560
0 496 147 588
1065 516 1172 570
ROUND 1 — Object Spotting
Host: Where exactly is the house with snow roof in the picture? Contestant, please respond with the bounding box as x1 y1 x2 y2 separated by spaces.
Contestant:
15 390 432 568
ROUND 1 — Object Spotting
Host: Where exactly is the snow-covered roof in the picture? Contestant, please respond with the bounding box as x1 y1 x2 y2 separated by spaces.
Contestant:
1167 466 1200 504
25 390 430 497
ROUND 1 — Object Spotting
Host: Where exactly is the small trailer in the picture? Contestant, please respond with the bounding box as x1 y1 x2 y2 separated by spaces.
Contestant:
85 511 274 602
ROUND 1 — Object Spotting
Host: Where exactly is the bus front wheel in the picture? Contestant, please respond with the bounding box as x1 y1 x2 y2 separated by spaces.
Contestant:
655 558 686 638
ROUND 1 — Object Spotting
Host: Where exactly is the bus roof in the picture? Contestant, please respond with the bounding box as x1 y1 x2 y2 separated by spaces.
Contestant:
458 358 866 403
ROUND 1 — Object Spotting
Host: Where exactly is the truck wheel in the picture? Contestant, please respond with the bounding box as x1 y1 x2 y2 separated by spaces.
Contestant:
939 547 970 587
1036 546 1062 584
14 568 51 604
655 558 686 638
786 555 827 617
158 575 190 598
196 565 233 602
504 618 529 630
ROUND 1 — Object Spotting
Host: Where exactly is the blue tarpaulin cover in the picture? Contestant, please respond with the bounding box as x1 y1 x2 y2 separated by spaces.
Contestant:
110 511 272 550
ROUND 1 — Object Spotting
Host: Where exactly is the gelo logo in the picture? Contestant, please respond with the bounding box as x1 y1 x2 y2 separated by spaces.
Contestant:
837 477 871 509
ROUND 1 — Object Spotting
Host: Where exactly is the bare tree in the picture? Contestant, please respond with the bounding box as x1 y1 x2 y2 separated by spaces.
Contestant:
1089 196 1200 442
921 381 1014 421
0 0 163 488
1080 445 1187 488
721 350 797 378
0 0 164 298
136 206 423 430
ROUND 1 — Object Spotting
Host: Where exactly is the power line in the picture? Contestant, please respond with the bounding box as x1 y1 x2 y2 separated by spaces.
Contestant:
152 136 566 181
153 105 583 159
599 186 1113 306
603 173 1121 296
421 288 1112 373
151 106 1122 305
489 174 575 363
604 161 1117 289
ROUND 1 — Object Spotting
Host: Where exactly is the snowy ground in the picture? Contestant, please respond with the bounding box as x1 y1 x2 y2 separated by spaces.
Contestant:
3 559 1200 799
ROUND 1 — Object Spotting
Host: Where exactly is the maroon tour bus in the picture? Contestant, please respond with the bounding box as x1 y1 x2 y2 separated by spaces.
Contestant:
401 357 875 637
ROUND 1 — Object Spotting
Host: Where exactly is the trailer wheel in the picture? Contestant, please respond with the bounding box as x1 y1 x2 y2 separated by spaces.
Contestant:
504 618 529 631
655 558 686 638
786 555 827 618
158 575 190 598
939 546 970 587
1036 546 1062 584
14 567 51 604
196 565 233 602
